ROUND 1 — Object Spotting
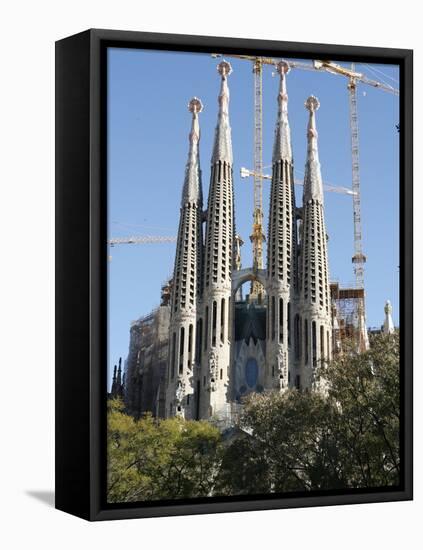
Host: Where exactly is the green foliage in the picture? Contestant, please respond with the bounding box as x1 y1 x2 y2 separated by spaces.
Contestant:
320 331 400 488
107 333 400 501
218 332 400 494
107 399 221 503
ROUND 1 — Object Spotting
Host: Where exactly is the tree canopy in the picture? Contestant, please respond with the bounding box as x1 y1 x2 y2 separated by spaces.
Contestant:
218 332 400 495
107 332 400 502
107 399 221 503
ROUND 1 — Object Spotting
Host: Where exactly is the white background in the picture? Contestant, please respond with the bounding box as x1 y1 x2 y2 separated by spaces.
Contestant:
0 1 420 548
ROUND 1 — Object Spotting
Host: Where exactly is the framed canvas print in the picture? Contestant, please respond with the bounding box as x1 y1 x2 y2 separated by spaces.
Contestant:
55 29 413 521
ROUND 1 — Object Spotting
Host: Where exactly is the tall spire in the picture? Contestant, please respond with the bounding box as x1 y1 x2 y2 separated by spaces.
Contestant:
198 60 235 421
299 96 332 388
266 61 297 393
182 97 203 206
165 98 204 419
303 96 323 203
273 61 292 162
212 61 233 164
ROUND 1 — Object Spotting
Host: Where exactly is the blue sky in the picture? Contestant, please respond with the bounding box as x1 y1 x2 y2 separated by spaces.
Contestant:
107 47 399 380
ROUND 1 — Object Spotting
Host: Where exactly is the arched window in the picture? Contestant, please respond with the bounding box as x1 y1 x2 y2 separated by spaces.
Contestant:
171 332 176 379
279 298 284 342
212 301 217 347
304 319 309 365
179 326 185 374
220 298 225 343
312 321 317 366
196 318 202 363
204 306 209 351
287 302 291 347
188 323 193 368
294 314 301 360
228 297 231 341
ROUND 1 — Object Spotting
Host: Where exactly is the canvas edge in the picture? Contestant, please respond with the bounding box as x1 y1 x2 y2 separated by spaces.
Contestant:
55 28 413 522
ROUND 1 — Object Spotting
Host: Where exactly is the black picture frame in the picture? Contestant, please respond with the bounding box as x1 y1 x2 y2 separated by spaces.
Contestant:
55 28 413 521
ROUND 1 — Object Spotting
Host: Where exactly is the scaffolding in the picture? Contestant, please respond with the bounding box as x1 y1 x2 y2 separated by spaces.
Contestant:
330 282 368 353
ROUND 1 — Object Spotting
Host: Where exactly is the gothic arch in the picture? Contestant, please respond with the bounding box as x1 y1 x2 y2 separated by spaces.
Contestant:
231 268 267 297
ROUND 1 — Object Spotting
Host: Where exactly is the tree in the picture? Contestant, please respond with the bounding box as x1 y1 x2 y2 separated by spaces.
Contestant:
318 331 400 488
107 399 222 503
217 390 345 494
107 333 400 500
218 332 400 494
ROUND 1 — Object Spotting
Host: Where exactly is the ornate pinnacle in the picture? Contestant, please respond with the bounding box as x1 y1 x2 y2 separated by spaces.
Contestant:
182 97 203 206
188 97 203 145
305 95 320 113
303 96 323 202
276 60 290 100
188 97 203 115
212 60 233 164
305 95 320 143
217 60 232 116
217 60 232 78
272 60 292 162
277 60 291 75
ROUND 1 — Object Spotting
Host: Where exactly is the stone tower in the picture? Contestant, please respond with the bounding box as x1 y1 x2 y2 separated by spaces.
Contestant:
196 61 234 421
165 97 204 418
383 300 395 334
299 96 332 389
266 61 298 391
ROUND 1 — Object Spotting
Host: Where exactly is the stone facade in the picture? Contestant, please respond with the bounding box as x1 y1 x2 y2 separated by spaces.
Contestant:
124 60 335 423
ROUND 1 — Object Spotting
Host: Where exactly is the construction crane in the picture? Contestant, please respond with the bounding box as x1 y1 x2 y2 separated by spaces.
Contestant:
240 167 357 196
109 236 177 247
213 53 398 348
211 53 352 301
309 60 398 351
312 60 398 294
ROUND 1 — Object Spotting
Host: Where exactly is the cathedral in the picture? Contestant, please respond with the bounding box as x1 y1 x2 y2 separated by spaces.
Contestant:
162 59 332 422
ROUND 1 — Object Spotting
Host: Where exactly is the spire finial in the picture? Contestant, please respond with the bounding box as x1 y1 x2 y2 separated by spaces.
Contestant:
273 60 292 162
277 60 290 103
182 97 203 206
212 61 233 164
188 97 203 115
187 97 203 146
217 60 232 117
217 60 232 78
303 96 323 202
305 95 320 113
305 96 320 140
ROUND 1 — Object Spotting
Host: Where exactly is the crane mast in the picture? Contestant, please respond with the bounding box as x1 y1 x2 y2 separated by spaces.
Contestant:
250 59 266 301
210 54 397 345
212 53 269 301
348 71 366 290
